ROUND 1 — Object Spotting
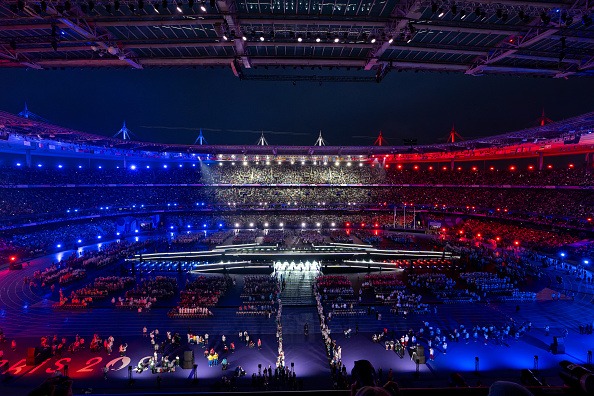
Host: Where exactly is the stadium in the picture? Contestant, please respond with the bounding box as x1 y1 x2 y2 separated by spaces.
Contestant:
0 102 593 396
1 1 594 396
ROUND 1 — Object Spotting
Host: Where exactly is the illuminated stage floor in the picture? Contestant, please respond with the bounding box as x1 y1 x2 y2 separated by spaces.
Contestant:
0 248 593 394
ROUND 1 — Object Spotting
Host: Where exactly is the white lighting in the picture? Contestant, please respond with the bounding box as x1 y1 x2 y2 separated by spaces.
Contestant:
316 222 321 227
176 5 183 12
264 222 269 227
279 222 284 227
316 37 321 43
260 36 265 41
388 37 394 44
301 222 306 228
334 37 340 43
249 223 254 227
266 161 271 165
58 165 63 168
297 37 303 42
438 11 444 17
243 161 248 166
347 162 352 166
200 5 207 12
235 223 240 228
130 165 137 170
331 222 336 227
335 161 340 166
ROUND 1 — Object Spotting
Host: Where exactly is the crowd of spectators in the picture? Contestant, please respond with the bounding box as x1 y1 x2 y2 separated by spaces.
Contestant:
169 275 229 318
238 275 279 316
118 276 177 311
2 163 592 186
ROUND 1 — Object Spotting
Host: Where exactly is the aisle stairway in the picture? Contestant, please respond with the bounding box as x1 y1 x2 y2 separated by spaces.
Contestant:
278 270 318 306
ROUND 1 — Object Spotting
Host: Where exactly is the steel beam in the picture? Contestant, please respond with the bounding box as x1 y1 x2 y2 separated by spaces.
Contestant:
217 0 250 68
366 0 424 70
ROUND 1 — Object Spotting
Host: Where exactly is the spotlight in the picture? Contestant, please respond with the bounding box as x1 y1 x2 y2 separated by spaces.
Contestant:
460 9 466 19
241 32 247 41
200 1 206 12
388 36 393 43
177 3 183 12
222 34 228 40
370 35 376 43
438 8 444 18
260 35 265 41
297 34 303 42
334 35 340 43
315 35 321 43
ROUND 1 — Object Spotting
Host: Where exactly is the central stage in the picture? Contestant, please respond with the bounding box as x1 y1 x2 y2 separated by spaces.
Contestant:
129 243 460 273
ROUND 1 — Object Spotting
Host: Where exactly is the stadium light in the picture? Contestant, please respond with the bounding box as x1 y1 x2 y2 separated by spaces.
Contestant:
219 223 223 227
584 259 590 264
130 165 137 170
163 164 168 168
331 222 336 227
560 252 566 257
57 244 62 248
37 164 42 167
316 222 321 227
58 164 63 168
279 222 284 227
335 161 340 166
235 223 240 228
16 163 21 167
77 239 82 243
302 222 306 228
97 236 102 239
264 222 269 227
249 222 254 227
78 165 82 169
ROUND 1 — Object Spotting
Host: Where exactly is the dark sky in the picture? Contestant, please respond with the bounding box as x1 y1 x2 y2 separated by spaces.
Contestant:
3 67 594 146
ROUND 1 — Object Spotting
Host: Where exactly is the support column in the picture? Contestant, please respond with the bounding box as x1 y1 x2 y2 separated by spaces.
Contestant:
538 152 544 171
123 156 127 168
450 158 455 171
25 149 31 168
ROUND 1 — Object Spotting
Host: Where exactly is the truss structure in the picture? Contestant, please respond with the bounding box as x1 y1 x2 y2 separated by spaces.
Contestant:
0 1 593 79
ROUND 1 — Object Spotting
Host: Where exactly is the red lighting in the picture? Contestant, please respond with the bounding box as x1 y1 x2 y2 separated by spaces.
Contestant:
397 164 402 169
477 233 481 237
374 223 379 227
413 165 419 170
459 230 464 234
442 166 448 171
441 228 446 232
361 223 365 227
346 222 350 227
569 164 574 168
509 166 516 171
457 166 462 171
587 218 592 222
428 166 434 170
471 166 477 171
514 241 520 246
528 165 534 170
9 256 16 262
489 166 495 171
496 237 501 241
385 164 389 168
547 164 553 169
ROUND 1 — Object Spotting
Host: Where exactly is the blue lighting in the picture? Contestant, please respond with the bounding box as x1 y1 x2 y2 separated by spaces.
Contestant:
57 244 62 248
97 236 102 239
187 225 191 228
98 165 102 169
170 226 174 229
77 239 82 243
116 232 121 236
78 165 82 169
179 164 183 167
37 164 42 167
67 210 70 213
146 165 150 169
192 164 196 167
130 165 137 170
74 209 78 212
560 253 566 257
201 203 205 206
163 164 168 168
585 260 590 265
16 163 21 167
135 229 139 233
203 224 207 228
219 223 223 227
58 165 63 168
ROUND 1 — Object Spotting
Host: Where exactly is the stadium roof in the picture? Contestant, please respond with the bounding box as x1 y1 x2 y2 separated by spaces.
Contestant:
1 0 594 80
1 107 593 161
